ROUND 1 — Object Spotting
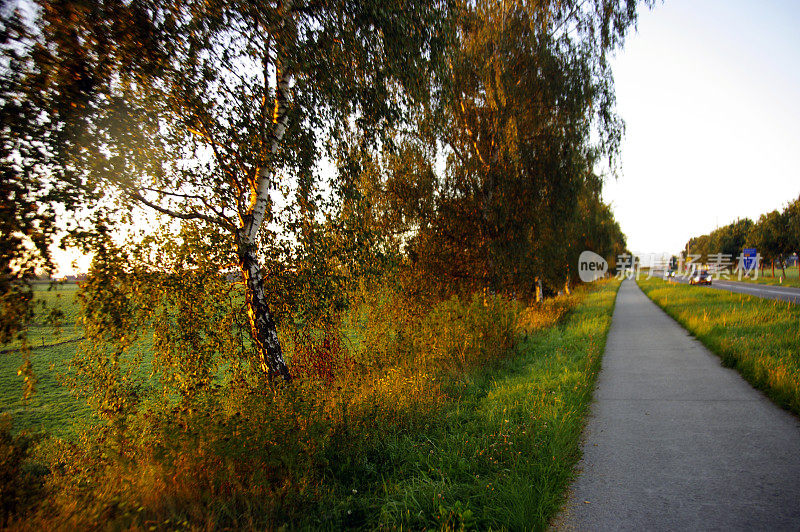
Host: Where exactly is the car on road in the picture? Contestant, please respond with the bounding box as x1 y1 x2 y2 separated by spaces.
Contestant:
689 270 712 285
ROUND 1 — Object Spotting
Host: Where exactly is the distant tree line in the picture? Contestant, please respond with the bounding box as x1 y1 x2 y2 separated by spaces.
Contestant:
685 195 800 275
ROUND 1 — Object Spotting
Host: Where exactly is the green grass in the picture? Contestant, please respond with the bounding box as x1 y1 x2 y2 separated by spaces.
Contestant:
0 341 89 438
356 279 622 530
5 282 83 350
638 277 800 415
1 282 88 437
724 265 800 288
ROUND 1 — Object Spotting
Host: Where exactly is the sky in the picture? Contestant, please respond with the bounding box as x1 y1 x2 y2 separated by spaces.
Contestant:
604 0 800 257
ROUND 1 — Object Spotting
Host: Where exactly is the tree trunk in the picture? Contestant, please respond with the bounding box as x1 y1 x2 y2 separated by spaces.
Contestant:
238 247 291 382
779 253 787 279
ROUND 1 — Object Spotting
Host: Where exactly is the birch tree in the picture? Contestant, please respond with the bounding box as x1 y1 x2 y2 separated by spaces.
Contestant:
405 0 645 299
14 0 450 381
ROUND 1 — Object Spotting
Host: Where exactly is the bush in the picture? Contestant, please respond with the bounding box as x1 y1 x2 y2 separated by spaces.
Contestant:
516 295 575 335
13 278 531 528
0 414 42 525
412 293 521 374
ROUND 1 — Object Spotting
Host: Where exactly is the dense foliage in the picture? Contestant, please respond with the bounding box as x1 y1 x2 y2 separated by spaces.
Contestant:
0 0 646 527
0 0 636 370
351 1 634 300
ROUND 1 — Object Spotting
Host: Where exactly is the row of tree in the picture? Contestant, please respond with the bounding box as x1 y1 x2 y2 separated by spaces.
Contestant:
2 0 642 382
685 195 800 275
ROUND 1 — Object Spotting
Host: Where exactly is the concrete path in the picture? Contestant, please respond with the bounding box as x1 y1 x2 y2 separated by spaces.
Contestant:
556 279 800 531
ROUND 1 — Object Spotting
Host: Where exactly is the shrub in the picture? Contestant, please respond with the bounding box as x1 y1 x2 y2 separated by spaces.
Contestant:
0 414 42 525
15 278 530 528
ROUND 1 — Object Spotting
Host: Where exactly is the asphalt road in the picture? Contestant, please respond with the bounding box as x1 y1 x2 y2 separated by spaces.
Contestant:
668 274 800 304
555 279 800 531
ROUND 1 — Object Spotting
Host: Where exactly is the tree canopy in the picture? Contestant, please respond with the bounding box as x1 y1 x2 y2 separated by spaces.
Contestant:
3 0 453 380
2 0 639 385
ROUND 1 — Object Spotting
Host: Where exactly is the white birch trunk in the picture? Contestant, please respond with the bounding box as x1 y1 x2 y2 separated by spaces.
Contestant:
238 243 291 381
236 1 294 381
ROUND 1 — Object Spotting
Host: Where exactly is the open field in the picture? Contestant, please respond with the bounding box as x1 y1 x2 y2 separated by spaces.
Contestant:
3 280 622 529
638 278 800 415
4 282 83 350
1 282 88 437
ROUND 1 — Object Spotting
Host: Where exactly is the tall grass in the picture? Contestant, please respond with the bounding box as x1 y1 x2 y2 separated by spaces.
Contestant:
3 279 622 529
373 279 621 530
638 278 800 415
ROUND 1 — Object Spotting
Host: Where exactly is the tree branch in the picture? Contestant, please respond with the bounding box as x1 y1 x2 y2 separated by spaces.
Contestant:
131 190 236 232
548 0 589 40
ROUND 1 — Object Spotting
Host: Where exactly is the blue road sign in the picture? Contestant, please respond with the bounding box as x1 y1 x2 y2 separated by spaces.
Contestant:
743 248 757 270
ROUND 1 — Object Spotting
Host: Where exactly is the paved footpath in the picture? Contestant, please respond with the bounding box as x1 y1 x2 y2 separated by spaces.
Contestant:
556 279 800 531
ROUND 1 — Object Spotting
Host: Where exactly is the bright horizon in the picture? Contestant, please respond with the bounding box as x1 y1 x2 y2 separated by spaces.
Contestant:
605 0 800 257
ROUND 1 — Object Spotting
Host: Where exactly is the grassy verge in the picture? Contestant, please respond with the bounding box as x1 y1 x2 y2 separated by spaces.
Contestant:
365 279 621 530
638 278 800 415
721 266 800 288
